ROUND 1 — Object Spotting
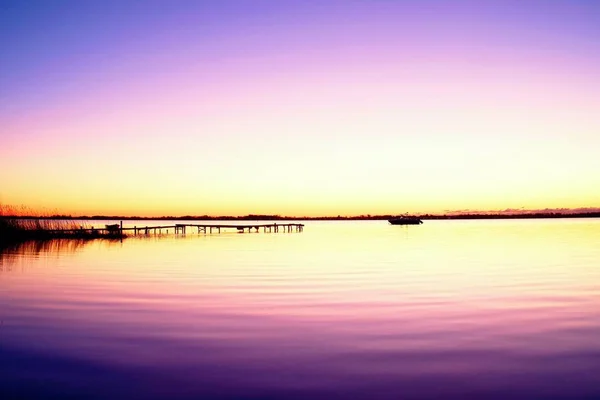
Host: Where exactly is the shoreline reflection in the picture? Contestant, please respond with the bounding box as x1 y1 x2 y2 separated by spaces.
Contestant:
0 239 121 270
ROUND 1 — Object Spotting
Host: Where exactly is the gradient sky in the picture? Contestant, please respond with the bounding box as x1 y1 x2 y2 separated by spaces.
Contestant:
1 0 599 216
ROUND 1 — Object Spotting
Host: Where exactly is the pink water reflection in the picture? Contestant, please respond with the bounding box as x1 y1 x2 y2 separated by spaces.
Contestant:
1 220 600 399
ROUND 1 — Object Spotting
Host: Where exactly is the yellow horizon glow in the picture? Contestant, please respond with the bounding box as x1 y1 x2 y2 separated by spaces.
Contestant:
2 95 598 217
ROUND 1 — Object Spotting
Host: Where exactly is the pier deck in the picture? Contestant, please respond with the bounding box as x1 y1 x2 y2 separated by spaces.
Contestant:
48 223 305 236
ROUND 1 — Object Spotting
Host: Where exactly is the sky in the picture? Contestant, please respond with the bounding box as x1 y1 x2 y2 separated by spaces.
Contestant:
1 0 599 217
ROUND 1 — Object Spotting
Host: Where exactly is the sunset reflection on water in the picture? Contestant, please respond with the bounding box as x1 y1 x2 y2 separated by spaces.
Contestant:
1 219 599 399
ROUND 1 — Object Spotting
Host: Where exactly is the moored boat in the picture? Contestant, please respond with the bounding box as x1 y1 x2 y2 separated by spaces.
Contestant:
388 216 423 225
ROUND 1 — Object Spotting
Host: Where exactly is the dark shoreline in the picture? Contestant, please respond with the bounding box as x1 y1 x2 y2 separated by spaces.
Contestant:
4 212 600 221
0 217 126 247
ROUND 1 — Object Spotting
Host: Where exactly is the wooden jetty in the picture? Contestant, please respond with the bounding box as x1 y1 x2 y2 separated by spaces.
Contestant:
49 222 305 236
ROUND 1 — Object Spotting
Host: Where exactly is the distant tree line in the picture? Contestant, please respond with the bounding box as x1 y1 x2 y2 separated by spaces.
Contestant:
4 212 600 221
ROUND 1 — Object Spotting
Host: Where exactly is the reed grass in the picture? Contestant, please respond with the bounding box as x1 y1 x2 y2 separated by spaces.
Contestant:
0 204 125 244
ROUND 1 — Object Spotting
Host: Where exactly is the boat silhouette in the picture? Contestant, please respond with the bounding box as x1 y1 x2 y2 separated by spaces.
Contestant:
388 216 423 225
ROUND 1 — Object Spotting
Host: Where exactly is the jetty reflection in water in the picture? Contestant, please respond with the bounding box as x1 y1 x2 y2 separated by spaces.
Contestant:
1 219 599 399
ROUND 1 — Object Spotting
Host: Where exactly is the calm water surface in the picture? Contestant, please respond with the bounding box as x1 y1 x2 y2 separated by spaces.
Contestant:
1 219 599 399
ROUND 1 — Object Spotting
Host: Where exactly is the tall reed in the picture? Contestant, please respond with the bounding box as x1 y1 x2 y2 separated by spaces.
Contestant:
0 204 123 243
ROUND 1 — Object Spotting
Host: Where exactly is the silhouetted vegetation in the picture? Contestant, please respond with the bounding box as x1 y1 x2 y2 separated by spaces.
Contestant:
1 204 598 231
16 212 597 221
0 205 126 245
419 212 600 220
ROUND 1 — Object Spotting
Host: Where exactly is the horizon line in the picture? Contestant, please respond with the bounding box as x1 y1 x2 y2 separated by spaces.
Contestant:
3 211 600 221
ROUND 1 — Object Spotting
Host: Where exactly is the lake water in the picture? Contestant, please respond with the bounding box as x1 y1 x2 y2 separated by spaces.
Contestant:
1 219 599 399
